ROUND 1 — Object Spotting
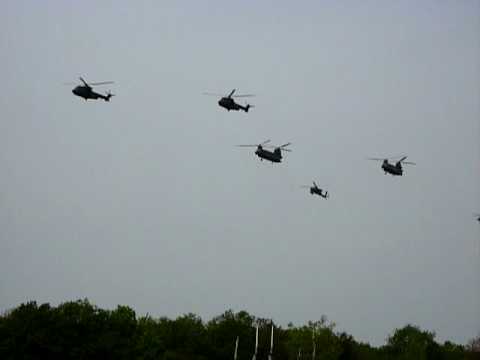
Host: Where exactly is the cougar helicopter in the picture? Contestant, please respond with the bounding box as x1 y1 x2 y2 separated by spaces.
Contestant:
203 89 254 112
70 77 115 102
301 181 329 198
368 156 415 176
237 140 291 163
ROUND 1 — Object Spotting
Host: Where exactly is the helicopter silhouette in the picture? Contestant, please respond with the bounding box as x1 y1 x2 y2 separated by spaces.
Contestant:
237 140 291 163
368 156 415 176
301 181 329 198
70 77 115 102
203 89 254 112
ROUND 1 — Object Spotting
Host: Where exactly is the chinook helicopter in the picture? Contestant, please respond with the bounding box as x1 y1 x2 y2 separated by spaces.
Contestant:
301 181 329 198
70 77 115 101
368 156 415 176
237 140 291 163
203 89 254 112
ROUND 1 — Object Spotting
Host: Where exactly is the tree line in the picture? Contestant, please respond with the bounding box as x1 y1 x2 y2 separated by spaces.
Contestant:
0 299 478 360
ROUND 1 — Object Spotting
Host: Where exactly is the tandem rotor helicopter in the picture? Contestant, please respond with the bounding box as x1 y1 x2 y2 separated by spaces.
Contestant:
301 181 329 198
203 89 254 112
237 140 291 163
368 156 415 176
69 77 115 102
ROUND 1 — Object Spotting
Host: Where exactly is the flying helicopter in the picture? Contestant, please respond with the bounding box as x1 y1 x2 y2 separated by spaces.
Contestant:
368 156 415 176
301 181 329 198
70 77 115 101
203 89 254 112
237 140 291 163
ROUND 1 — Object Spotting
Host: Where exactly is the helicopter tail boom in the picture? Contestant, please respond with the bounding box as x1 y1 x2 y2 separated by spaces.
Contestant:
104 91 115 102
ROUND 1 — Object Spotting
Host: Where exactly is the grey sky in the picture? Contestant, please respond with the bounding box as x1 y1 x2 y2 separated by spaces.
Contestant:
1 0 479 346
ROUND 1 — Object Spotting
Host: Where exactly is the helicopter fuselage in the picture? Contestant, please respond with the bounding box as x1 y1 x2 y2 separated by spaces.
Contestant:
382 160 403 176
218 97 250 112
255 147 282 163
310 187 328 198
72 86 111 101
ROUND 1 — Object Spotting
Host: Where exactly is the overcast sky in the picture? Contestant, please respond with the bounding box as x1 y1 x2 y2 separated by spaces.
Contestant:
1 0 479 346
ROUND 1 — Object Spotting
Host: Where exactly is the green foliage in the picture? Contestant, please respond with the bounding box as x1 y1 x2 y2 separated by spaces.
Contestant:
385 324 437 360
0 300 475 360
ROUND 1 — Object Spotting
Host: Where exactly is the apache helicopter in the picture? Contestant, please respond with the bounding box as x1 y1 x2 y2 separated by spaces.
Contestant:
70 77 115 101
203 89 254 112
301 181 329 198
237 140 291 163
368 156 415 176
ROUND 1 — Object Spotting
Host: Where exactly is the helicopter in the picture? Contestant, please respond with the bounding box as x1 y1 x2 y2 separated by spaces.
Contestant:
237 140 291 163
70 77 115 101
203 89 254 112
368 156 415 176
301 181 329 198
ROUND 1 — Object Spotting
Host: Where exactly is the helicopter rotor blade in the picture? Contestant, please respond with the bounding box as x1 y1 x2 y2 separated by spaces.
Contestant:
232 94 255 98
202 92 224 96
261 139 271 146
236 145 259 148
79 77 89 87
278 143 291 152
228 89 236 98
89 81 114 86
369 155 407 161
300 185 310 189
398 156 415 165
313 181 318 188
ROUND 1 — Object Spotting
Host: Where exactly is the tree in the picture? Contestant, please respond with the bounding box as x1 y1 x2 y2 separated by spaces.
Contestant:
385 324 437 360
207 310 256 360
467 334 480 353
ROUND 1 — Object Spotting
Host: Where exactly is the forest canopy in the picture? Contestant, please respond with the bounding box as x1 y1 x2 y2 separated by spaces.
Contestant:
0 299 478 360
